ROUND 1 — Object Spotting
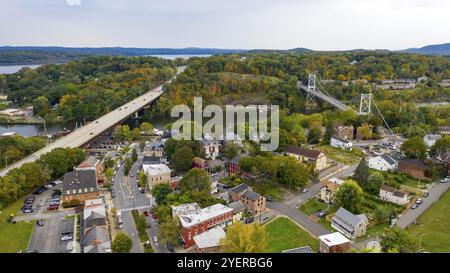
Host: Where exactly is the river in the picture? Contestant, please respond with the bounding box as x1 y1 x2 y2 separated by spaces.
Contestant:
0 54 210 74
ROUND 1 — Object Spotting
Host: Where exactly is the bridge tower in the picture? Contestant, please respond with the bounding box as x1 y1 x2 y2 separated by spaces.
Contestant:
359 93 372 115
305 73 318 110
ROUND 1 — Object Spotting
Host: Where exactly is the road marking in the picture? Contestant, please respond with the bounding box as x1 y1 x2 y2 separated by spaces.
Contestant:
118 205 151 212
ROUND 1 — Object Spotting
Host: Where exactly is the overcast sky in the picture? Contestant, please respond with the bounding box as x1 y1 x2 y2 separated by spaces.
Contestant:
0 0 449 50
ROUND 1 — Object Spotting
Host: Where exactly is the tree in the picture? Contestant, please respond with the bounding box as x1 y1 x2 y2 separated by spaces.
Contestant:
131 148 138 163
112 232 133 253
131 128 141 141
152 183 172 204
373 205 392 224
366 172 384 194
380 228 416 253
172 146 194 172
353 158 369 189
124 158 133 176
275 156 308 188
33 96 50 117
401 137 427 159
155 204 173 224
104 167 114 182
158 217 180 246
307 127 322 144
140 122 154 133
430 135 450 157
179 168 211 194
222 142 240 159
357 123 373 140
334 180 363 214
138 170 147 188
221 222 268 253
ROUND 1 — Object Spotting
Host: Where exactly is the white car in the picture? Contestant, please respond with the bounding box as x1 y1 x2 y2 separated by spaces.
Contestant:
54 180 63 185
153 236 158 243
440 177 449 183
61 235 73 241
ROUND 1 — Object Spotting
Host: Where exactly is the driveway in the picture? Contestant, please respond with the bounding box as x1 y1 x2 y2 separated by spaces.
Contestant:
397 182 450 228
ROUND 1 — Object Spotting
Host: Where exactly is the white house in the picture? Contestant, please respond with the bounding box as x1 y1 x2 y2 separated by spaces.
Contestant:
379 185 409 205
331 136 352 151
423 134 442 148
201 140 220 159
331 207 368 239
368 154 397 172
320 181 340 204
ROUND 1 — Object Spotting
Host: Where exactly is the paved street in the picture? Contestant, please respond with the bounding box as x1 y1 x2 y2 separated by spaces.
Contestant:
397 182 450 228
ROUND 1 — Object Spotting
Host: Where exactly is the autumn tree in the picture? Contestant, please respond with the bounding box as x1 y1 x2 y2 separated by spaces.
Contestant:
112 232 133 253
140 122 154 133
357 123 373 140
430 135 450 157
158 217 180 246
172 146 194 172
221 222 268 253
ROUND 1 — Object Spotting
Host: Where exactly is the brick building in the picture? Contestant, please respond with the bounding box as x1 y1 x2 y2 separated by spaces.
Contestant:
397 159 430 180
171 203 233 248
62 169 99 204
228 183 266 214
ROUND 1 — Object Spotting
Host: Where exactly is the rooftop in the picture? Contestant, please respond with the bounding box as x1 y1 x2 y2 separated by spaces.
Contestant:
228 201 246 213
62 169 98 196
243 190 262 201
286 145 323 159
333 207 367 230
381 154 397 165
319 232 350 247
282 246 314 253
193 227 226 249
142 163 171 176
174 203 233 228
229 183 250 195
332 135 351 144
380 185 408 198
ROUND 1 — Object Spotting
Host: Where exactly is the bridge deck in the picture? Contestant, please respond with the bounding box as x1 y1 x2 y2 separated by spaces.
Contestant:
0 66 185 177
297 82 355 112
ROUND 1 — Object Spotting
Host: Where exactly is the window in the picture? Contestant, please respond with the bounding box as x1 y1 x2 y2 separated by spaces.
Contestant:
66 190 70 195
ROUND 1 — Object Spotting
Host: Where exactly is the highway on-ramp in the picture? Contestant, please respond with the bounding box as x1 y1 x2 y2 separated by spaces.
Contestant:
0 66 185 177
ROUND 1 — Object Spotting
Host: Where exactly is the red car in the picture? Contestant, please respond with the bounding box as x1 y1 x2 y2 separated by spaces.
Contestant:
152 213 157 219
144 211 149 217
47 205 58 211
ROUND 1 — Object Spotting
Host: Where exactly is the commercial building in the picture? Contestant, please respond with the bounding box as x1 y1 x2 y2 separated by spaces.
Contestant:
171 203 233 248
319 232 351 253
62 169 99 204
142 163 171 188
193 227 226 253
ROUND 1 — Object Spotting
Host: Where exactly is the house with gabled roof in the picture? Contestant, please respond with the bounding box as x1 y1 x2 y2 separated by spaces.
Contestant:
379 185 409 205
368 154 398 171
331 207 368 239
285 145 327 171
228 183 266 214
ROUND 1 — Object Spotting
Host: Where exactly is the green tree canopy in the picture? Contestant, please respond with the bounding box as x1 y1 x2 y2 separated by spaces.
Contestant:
112 232 133 253
334 179 363 214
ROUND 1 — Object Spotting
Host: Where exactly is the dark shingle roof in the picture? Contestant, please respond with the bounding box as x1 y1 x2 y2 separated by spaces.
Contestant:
380 185 407 198
333 207 366 231
286 145 322 159
381 154 397 165
229 183 250 194
228 201 246 213
243 190 262 201
62 169 97 196
85 212 107 229
142 156 161 164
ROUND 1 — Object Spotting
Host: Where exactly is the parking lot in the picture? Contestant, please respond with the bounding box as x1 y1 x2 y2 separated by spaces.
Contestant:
27 211 75 253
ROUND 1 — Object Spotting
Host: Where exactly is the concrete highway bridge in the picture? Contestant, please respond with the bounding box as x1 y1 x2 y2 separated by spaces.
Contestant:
0 66 186 177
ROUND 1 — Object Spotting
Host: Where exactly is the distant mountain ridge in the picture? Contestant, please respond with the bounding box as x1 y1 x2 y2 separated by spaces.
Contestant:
401 43 450 55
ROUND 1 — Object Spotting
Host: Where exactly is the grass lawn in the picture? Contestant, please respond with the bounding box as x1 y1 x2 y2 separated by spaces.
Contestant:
407 189 450 252
265 217 318 252
251 182 285 201
0 198 35 253
316 145 362 165
299 199 328 216
370 170 429 191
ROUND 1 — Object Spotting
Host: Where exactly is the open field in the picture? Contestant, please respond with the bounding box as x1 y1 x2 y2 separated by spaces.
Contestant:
317 145 363 165
407 189 450 252
0 198 35 253
299 199 328 216
265 216 318 253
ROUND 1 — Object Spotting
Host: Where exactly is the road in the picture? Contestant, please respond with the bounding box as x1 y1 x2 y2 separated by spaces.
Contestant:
397 182 450 228
0 66 186 177
268 161 361 238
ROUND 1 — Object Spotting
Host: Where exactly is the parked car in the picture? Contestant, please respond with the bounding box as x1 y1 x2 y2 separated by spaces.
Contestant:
36 220 44 227
61 233 73 241
318 211 328 218
22 208 34 213
139 188 145 194
54 180 63 185
301 188 309 193
416 198 423 204
423 192 430 198
440 177 449 183
111 191 116 198
245 217 254 224
411 204 419 209
153 236 158 243
144 211 149 217
152 213 158 219
166 243 174 252
266 196 273 202
47 206 58 211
